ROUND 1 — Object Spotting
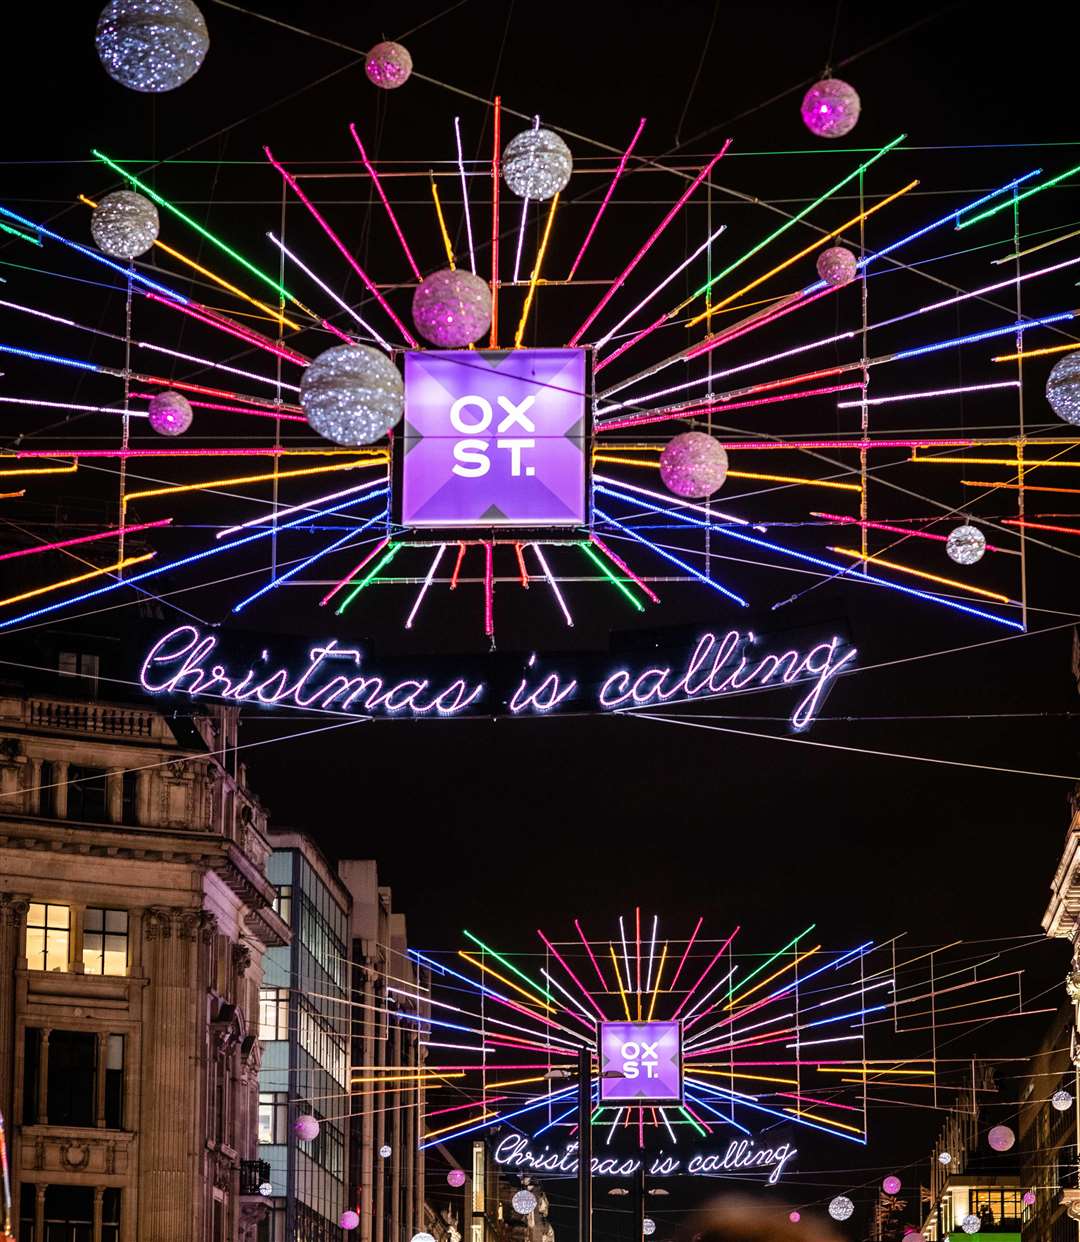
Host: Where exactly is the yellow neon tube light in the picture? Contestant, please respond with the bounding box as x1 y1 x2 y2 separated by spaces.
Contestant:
829 547 1012 603
783 1107 864 1135
421 1111 498 1141
725 946 820 1012
993 341 1080 363
351 1072 464 1084
123 458 385 510
961 480 1080 494
431 177 456 270
0 553 154 609
484 1075 547 1089
818 1066 933 1075
459 950 557 1013
647 944 668 1022
514 192 561 348
609 945 632 1021
691 1069 798 1085
689 180 919 326
911 453 1080 468
0 461 77 478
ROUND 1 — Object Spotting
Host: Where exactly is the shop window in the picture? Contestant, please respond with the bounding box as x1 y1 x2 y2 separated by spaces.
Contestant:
26 903 70 972
83 909 129 976
67 766 108 824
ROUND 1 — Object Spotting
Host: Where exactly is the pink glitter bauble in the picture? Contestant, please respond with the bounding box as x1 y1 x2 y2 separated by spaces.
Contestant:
365 41 412 89
293 1114 320 1142
412 269 492 347
659 432 729 499
817 246 858 287
883 1176 901 1195
1022 1192 1036 1207
340 1211 361 1230
148 389 193 436
789 1213 801 1224
448 1170 467 1188
987 1125 1015 1152
801 78 861 139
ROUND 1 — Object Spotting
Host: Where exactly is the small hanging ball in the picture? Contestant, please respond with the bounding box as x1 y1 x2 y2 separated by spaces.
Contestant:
643 1220 657 1237
938 1151 952 1165
148 389 193 436
789 1213 801 1224
817 246 858 287
448 1170 467 1188
660 431 729 499
340 1211 361 1231
1022 1192 1036 1207
1046 352 1080 426
301 345 403 446
293 1114 320 1142
946 524 986 566
502 128 573 200
379 1145 392 1158
882 1176 902 1196
961 1216 981 1234
91 191 160 259
801 78 861 139
828 1197 855 1222
412 1233 437 1242
987 1125 1015 1152
1053 1089 1073 1111
96 0 209 93
512 1191 538 1216
365 40 412 89
412 269 493 348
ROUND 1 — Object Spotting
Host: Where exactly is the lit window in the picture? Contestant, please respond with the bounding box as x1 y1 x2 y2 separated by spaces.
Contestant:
26 903 70 972
84 909 129 976
258 1091 289 1144
259 987 290 1041
273 885 292 927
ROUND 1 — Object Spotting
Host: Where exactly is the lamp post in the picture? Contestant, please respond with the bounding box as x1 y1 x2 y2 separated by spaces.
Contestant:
578 1048 592 1242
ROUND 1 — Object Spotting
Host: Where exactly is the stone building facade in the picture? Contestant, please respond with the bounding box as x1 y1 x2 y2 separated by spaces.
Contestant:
0 632 288 1241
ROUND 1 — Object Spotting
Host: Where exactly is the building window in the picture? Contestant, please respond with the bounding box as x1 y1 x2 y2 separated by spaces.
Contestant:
47 1029 98 1127
83 909 129 976
104 1034 124 1129
22 1027 41 1125
272 885 292 928
26 902 70 972
102 1188 121 1242
969 1188 1022 1228
59 649 100 696
257 1201 286 1242
121 770 139 825
258 1091 289 1144
67 765 109 823
37 1184 95 1241
39 758 58 818
259 987 290 1041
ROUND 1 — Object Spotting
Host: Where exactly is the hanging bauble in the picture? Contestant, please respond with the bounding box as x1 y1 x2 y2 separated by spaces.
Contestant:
938 1152 952 1165
882 1176 902 1196
1053 1089 1073 1111
365 41 412 89
945 524 986 566
789 1213 801 1224
96 0 209 93
91 191 160 259
816 246 858 287
828 1197 854 1222
340 1211 361 1231
412 1233 436 1242
643 1220 656 1237
801 78 861 139
448 1170 467 1188
300 345 403 446
1022 1192 1036 1207
961 1217 981 1234
512 1191 538 1216
293 1114 320 1142
257 1182 273 1197
379 1145 392 1158
660 432 729 498
412 269 493 347
1046 352 1080 426
987 1125 1015 1152
148 389 193 436
502 129 573 201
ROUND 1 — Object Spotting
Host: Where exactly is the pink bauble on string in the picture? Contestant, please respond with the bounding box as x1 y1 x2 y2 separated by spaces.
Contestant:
365 41 412 89
148 389 193 436
987 1125 1015 1152
659 432 729 499
883 1176 902 1195
1022 1192 1036 1207
801 78 861 138
817 246 858 287
293 1114 320 1142
448 1170 467 1188
789 1213 801 1224
341 1210 361 1231
412 269 492 347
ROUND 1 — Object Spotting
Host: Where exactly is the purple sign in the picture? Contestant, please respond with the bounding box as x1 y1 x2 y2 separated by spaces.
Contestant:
401 349 587 527
599 1021 682 1104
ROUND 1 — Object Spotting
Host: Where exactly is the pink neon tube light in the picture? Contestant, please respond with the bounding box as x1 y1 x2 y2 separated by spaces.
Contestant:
590 533 659 602
568 139 732 346
671 925 739 1019
816 513 1008 553
597 382 866 433
16 449 374 460
574 918 609 991
130 393 306 423
144 293 308 367
684 287 837 362
537 929 608 1021
349 123 422 281
0 518 171 563
319 537 391 606
566 117 646 281
265 146 419 347
483 541 494 636
668 916 704 992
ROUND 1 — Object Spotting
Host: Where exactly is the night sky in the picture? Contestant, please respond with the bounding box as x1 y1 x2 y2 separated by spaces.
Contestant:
4 0 1080 1230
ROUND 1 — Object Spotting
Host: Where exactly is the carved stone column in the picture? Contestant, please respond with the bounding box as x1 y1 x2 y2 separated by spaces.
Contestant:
0 895 29 1123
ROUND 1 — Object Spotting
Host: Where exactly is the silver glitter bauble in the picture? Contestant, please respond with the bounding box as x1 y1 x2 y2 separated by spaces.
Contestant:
365 41 412 89
300 345 403 447
961 1217 981 1235
1046 352 1080 426
411 1234 436 1242
817 246 858 287
1053 1089 1073 1111
946 524 986 566
96 0 209 93
91 191 160 259
660 432 729 499
412 269 492 347
502 129 572 201
379 1145 392 1158
512 1191 538 1216
828 1197 854 1222
643 1220 656 1237
938 1151 952 1165
801 78 861 139
148 389 193 436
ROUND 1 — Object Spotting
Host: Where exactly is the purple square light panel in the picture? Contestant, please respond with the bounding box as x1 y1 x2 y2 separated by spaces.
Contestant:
599 1020 682 1104
401 349 587 527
